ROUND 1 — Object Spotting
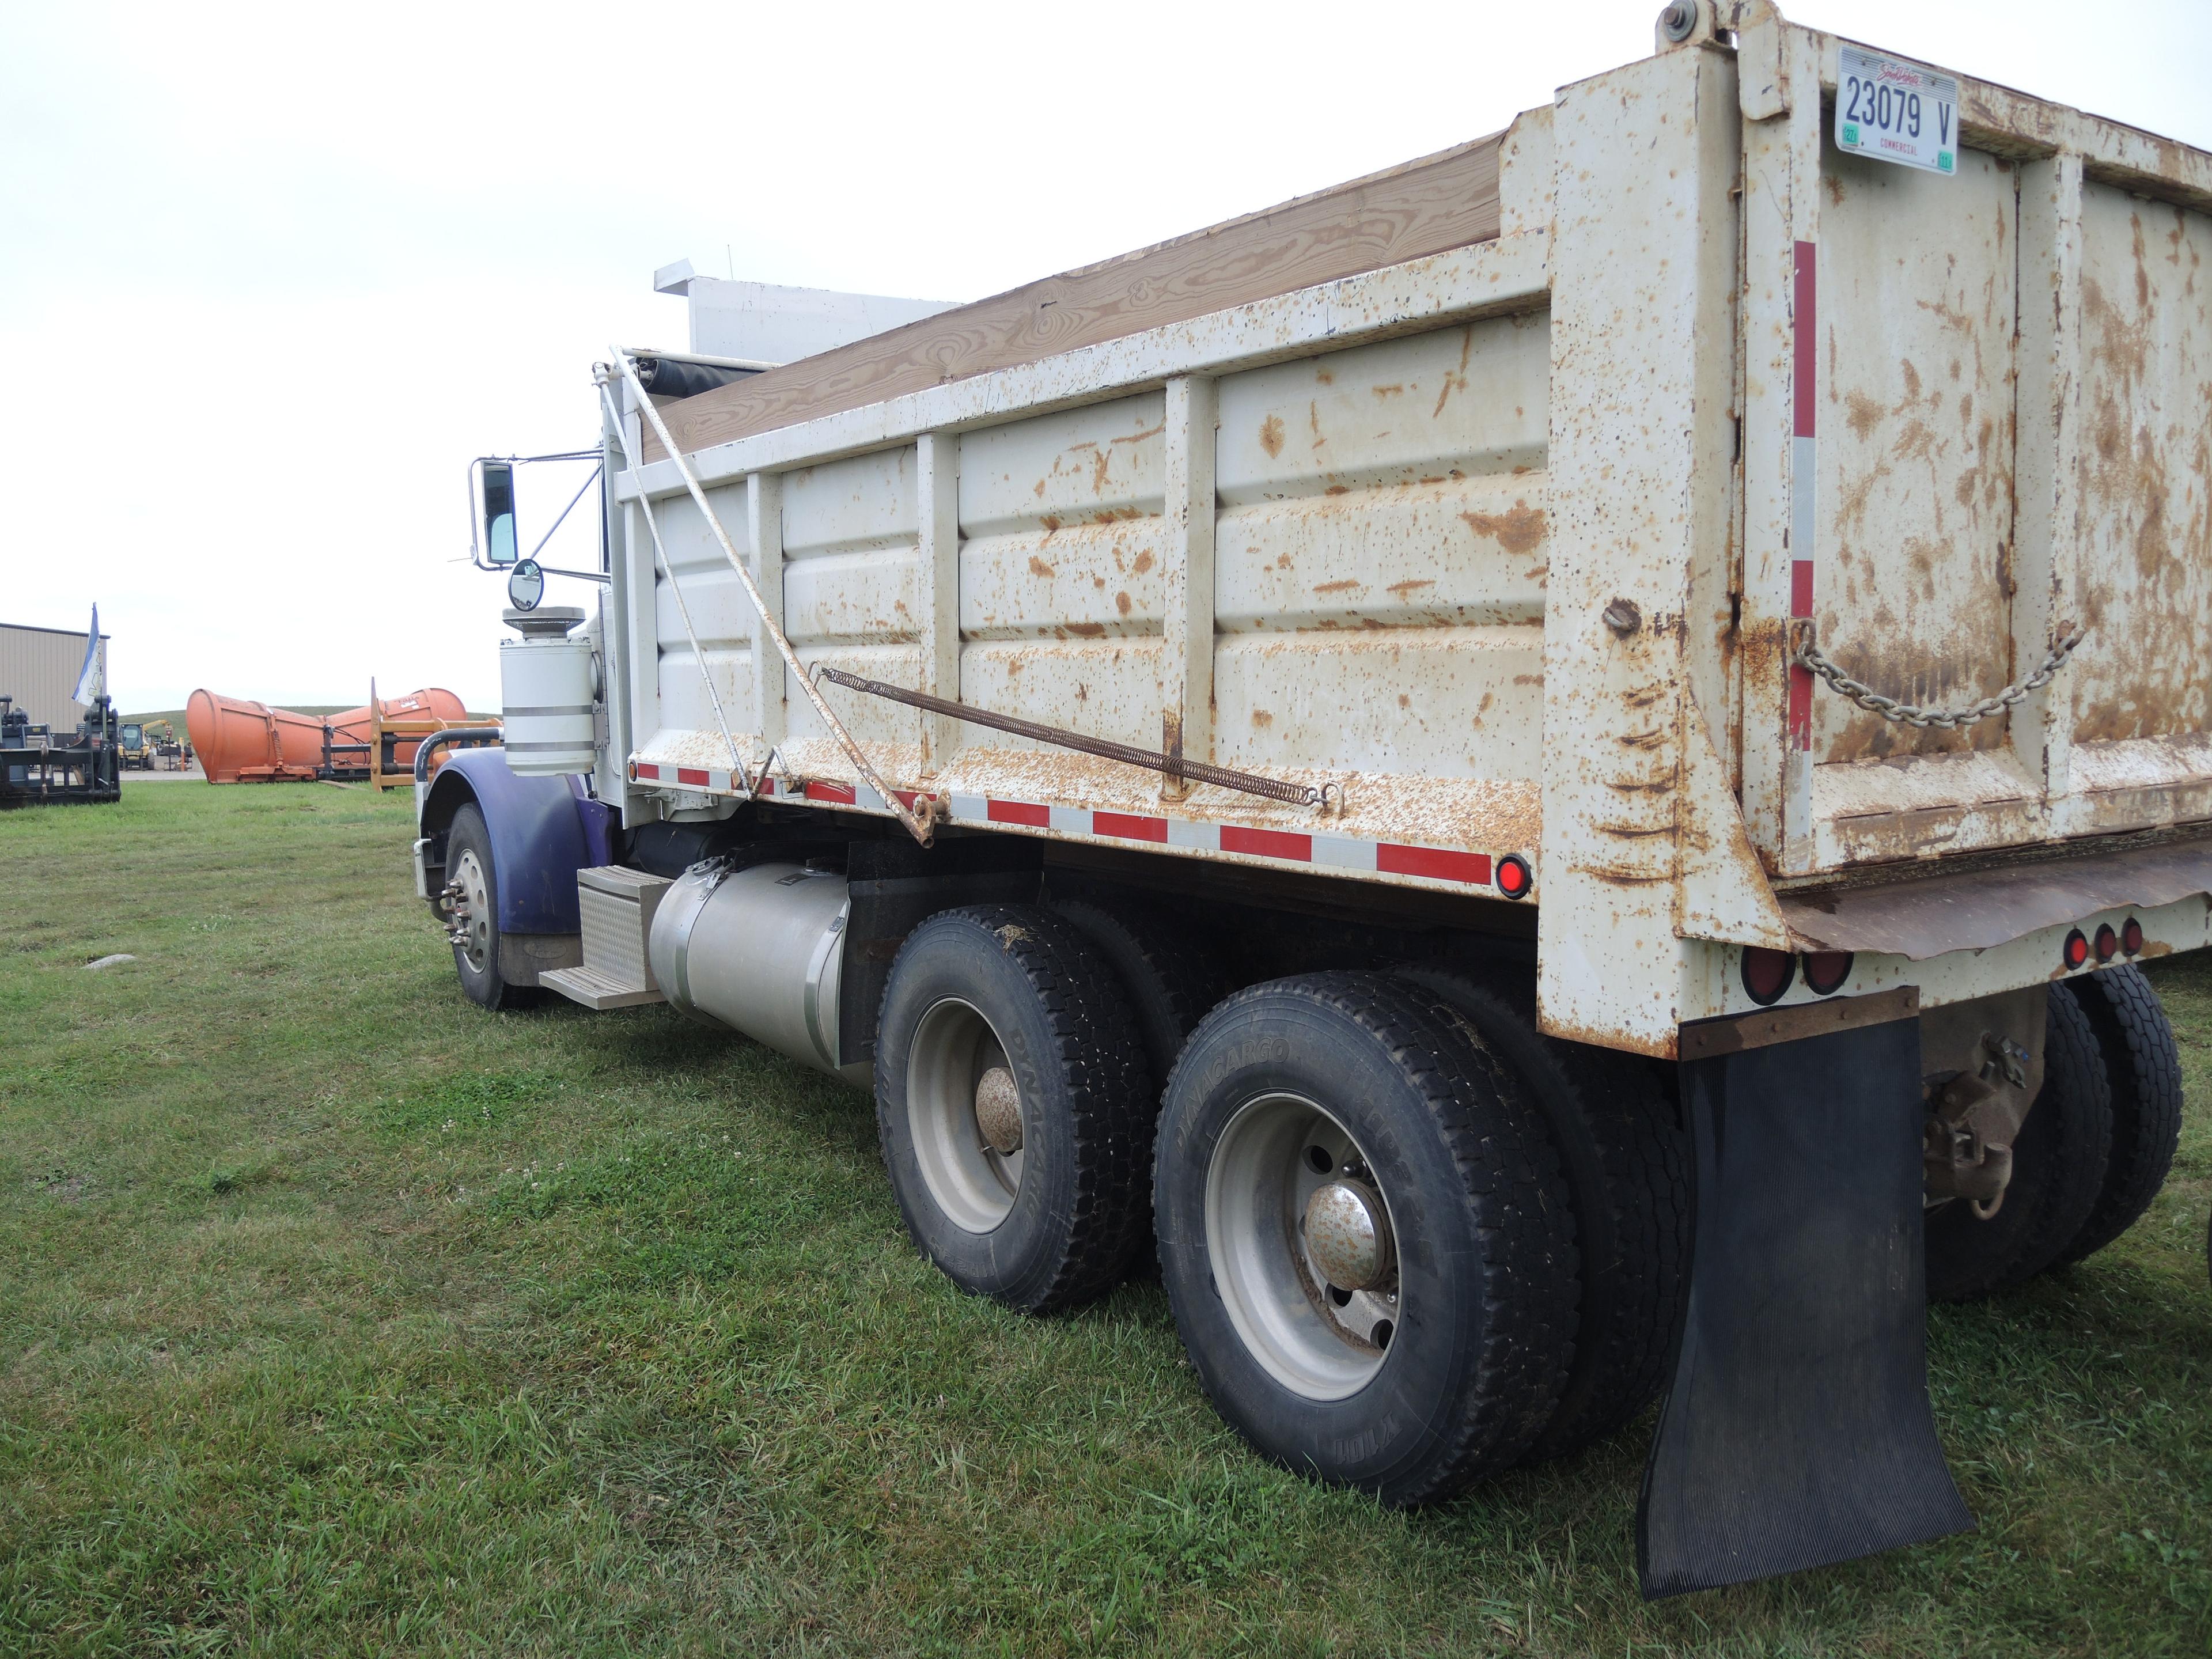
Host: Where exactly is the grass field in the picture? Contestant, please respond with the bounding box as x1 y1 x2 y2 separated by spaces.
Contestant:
2 784 2209 1656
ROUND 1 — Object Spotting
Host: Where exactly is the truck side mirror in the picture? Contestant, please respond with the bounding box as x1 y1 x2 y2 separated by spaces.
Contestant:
480 460 518 565
506 558 545 612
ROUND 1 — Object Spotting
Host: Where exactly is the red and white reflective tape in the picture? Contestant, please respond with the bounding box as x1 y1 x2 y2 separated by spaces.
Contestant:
629 758 1533 897
1788 238 1817 755
629 760 929 813
631 760 736 791
944 793 1528 895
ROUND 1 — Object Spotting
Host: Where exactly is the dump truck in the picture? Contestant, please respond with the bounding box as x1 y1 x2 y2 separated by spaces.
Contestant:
415 1 2212 1596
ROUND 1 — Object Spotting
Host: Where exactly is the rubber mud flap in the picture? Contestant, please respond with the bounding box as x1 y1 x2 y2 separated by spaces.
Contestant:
1638 1015 1972 1599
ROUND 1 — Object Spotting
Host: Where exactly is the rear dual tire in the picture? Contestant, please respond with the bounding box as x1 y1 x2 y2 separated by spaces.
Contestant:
1398 968 1690 1463
1926 968 2183 1302
874 906 1154 1313
2055 965 2183 1266
1155 973 1578 1505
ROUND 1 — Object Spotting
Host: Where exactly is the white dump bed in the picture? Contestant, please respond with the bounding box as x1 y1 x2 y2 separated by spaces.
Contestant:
595 1 2212 1054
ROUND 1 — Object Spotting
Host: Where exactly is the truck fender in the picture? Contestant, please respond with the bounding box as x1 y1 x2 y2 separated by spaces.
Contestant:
416 747 611 934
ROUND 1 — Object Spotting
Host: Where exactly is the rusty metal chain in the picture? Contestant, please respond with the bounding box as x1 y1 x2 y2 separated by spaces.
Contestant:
1790 619 2086 731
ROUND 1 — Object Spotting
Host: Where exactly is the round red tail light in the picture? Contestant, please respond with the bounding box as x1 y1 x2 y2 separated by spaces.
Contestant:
2093 923 2118 963
1743 946 1796 1006
2122 916 2143 956
1802 950 1854 996
2062 929 2089 970
1495 854 1532 899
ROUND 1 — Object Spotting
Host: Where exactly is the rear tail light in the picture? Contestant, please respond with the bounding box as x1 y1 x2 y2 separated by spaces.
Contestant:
1743 946 1796 1006
2093 923 2118 964
1802 951 1854 996
2122 916 2143 956
1495 854 1532 899
2062 929 2089 970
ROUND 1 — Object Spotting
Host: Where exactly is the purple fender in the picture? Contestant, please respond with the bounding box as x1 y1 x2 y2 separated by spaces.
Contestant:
419 747 613 934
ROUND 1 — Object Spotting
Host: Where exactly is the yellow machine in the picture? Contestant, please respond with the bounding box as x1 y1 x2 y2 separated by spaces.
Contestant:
143 719 184 770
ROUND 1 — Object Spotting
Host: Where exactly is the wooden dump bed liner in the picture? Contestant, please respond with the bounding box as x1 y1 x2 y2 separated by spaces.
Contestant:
642 133 1504 463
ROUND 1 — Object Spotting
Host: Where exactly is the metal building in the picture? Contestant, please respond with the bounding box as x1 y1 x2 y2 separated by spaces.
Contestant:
0 622 109 730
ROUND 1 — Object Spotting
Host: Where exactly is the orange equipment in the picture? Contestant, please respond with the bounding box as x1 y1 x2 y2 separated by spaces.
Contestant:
187 685 473 785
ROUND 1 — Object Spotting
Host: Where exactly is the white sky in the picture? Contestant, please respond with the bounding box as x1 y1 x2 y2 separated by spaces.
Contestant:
4 0 2207 713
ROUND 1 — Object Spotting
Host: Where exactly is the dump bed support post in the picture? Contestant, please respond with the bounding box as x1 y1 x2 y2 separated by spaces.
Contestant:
1539 39 1746 1054
2013 153 2086 805
1734 21 1824 872
747 471 787 755
597 391 635 814
915 435 961 770
1159 375 1217 801
617 377 663 828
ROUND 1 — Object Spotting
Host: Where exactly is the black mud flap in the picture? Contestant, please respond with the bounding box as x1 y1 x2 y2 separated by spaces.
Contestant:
1638 1000 1972 1598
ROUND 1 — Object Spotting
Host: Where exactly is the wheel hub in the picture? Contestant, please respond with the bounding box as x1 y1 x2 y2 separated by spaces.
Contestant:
1204 1093 1403 1400
974 1066 1024 1155
449 849 492 971
1304 1179 1391 1290
906 998 1025 1233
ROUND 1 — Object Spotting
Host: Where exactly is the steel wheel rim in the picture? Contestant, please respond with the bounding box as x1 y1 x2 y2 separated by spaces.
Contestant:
454 847 493 973
1205 1092 1400 1400
907 997 1024 1233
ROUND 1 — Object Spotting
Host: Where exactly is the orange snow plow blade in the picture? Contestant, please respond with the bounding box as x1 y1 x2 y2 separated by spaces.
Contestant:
187 686 472 784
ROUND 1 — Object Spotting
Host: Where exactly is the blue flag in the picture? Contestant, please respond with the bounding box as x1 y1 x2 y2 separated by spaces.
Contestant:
71 605 101 704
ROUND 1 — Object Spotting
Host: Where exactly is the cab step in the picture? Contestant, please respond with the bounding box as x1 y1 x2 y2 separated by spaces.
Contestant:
542 865 672 1010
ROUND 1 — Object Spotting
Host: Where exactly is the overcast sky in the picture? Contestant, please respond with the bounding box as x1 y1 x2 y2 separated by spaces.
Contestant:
5 0 2207 713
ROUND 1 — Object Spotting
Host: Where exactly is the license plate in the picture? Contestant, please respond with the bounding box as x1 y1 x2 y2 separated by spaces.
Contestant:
1835 45 1959 176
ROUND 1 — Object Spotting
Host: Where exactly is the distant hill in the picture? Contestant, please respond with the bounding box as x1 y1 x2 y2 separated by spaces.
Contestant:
121 705 351 727
122 705 497 727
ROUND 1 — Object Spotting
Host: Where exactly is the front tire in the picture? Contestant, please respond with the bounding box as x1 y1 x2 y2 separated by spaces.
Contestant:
445 803 537 1010
1156 972 1577 1506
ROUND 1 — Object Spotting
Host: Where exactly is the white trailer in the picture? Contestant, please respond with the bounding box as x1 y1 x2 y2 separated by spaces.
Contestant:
419 0 2211 1596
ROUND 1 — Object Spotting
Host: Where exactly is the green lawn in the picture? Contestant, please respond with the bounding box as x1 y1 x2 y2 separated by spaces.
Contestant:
2 784 2208 1656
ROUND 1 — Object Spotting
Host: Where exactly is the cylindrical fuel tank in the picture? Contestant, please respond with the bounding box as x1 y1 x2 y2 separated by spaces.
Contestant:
648 861 869 1086
499 608 596 776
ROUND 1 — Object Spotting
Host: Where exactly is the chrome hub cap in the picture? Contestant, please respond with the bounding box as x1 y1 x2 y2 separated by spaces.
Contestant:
1205 1093 1402 1400
907 998 1025 1232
